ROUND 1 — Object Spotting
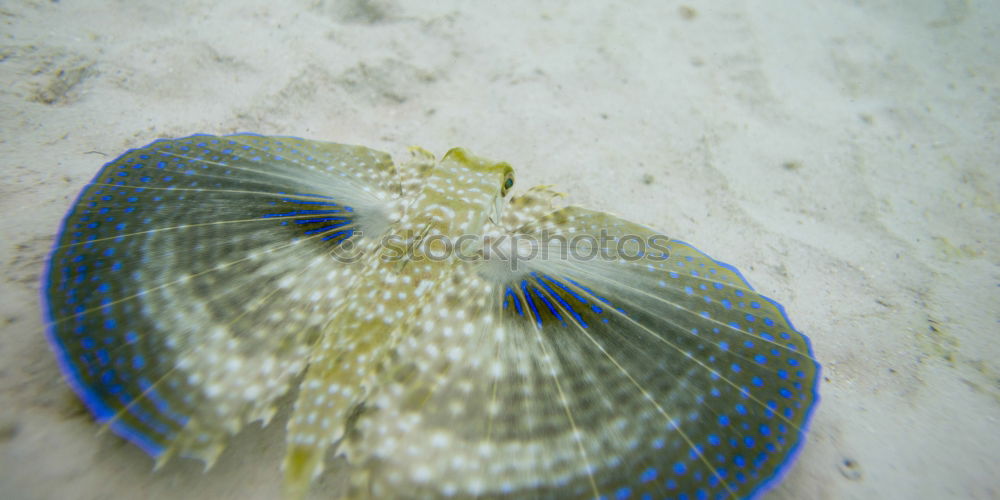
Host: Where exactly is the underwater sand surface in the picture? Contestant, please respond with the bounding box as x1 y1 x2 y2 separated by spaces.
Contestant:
0 0 997 499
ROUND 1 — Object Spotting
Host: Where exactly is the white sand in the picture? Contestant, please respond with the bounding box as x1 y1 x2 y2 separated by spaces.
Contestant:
1 0 998 498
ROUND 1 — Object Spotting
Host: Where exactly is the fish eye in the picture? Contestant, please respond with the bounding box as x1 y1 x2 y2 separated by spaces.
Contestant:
498 164 515 196
502 176 514 195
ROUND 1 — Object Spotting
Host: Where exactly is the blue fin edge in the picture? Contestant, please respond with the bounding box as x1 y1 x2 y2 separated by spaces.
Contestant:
671 239 821 500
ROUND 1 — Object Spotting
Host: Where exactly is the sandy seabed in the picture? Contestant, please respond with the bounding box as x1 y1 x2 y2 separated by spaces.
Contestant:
1 1 998 499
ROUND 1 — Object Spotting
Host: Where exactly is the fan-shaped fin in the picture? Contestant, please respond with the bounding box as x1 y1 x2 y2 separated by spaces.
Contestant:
43 134 400 465
344 206 819 499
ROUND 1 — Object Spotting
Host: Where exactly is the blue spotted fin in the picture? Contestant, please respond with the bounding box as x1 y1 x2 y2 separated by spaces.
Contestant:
43 134 401 466
343 206 819 499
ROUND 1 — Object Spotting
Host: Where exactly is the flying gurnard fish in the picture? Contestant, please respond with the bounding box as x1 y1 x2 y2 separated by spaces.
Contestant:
43 134 819 499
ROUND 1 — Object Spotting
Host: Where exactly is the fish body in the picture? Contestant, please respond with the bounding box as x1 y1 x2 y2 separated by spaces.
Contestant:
43 134 819 499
